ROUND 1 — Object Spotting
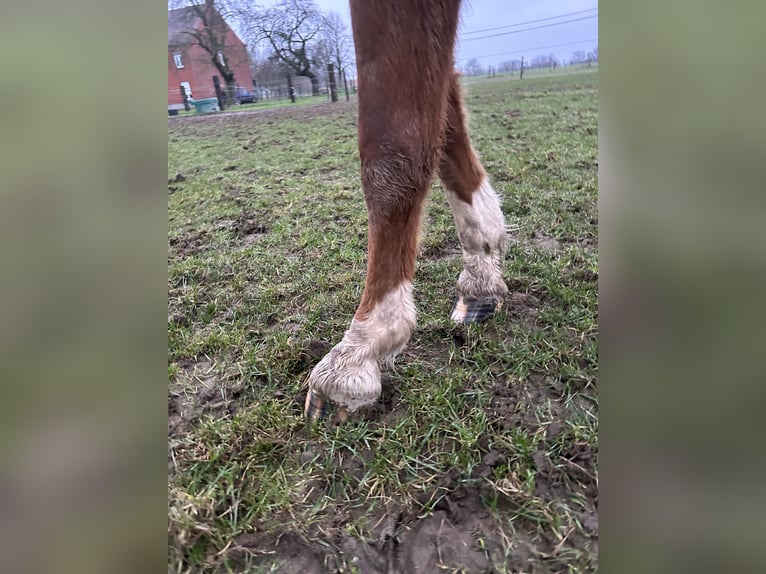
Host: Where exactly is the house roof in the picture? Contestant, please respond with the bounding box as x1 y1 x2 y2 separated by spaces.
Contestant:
168 7 202 47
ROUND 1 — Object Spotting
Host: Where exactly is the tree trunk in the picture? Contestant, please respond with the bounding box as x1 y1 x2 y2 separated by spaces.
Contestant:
224 74 237 106
300 71 319 96
212 75 225 110
327 63 338 103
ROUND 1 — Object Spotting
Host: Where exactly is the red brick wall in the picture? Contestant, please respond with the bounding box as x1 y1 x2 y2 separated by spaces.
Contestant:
168 29 253 107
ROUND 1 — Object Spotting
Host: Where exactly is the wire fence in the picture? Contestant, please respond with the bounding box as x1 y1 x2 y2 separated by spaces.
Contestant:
460 62 598 85
168 74 357 110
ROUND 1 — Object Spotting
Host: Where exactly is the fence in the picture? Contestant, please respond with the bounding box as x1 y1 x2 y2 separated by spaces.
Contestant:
168 72 357 112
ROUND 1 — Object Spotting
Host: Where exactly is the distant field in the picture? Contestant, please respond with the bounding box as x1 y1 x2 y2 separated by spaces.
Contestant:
168 70 598 573
461 64 598 84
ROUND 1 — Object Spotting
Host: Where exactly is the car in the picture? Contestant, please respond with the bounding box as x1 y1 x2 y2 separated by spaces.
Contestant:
234 87 256 104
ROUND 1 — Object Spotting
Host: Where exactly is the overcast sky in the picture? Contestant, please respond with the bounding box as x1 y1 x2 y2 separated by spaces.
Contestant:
284 0 598 67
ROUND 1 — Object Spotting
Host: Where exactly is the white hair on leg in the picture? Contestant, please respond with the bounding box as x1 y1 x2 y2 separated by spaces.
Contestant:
445 178 509 322
306 282 416 416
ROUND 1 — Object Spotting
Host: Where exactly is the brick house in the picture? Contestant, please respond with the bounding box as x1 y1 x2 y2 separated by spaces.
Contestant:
168 4 253 111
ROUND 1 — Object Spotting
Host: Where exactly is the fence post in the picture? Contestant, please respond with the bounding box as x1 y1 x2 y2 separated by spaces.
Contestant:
212 75 224 110
180 84 190 111
520 57 524 80
328 63 338 103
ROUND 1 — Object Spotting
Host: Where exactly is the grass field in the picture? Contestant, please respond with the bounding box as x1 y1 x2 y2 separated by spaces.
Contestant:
168 71 598 573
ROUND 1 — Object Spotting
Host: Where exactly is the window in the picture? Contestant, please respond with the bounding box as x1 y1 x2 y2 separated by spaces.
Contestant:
173 53 184 69
217 50 225 67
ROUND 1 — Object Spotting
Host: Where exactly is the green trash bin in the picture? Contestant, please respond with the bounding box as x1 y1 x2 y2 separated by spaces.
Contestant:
190 98 219 113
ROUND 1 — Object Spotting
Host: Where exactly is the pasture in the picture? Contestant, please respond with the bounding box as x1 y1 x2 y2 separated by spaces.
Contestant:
168 70 598 573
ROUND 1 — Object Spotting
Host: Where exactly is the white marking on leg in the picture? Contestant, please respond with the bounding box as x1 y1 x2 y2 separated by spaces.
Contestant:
307 282 416 412
445 178 509 308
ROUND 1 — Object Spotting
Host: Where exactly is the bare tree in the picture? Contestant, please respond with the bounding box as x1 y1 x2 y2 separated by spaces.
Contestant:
244 0 326 96
322 11 354 99
249 42 294 97
531 54 549 69
570 50 588 66
588 45 598 65
169 0 245 102
463 58 484 77
499 59 520 76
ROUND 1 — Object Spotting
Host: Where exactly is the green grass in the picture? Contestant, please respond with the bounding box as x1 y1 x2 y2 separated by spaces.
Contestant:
168 70 598 573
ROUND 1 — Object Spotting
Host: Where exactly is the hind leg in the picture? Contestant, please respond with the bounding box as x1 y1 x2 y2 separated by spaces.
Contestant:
439 73 509 323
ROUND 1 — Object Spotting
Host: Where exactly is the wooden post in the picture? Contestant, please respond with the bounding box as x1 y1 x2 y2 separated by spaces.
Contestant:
212 75 224 110
342 68 349 101
180 84 190 111
520 57 524 80
328 63 338 103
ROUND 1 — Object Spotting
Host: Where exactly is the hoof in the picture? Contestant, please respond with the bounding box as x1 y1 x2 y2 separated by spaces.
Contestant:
304 348 381 420
304 389 352 423
304 389 328 420
451 296 502 324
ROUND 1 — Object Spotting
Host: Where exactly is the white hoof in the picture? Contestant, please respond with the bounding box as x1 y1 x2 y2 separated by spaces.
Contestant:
305 346 381 418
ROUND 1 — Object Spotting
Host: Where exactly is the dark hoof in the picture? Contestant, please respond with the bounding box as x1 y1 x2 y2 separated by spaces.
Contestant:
451 296 502 324
304 389 328 420
304 389 351 424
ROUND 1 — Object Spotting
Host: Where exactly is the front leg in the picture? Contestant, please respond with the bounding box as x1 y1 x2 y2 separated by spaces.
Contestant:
304 196 426 420
305 140 436 420
305 282 416 419
306 0 458 419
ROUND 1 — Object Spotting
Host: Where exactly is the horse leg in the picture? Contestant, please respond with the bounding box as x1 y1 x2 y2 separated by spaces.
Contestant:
305 0 461 419
439 72 509 323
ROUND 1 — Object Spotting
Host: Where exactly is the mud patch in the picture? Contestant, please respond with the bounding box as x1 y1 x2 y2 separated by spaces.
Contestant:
217 450 596 572
531 232 560 251
168 359 243 438
420 236 461 260
505 291 543 326
573 159 598 170
485 373 598 567
230 531 327 574
169 230 208 258
488 373 565 432
231 212 269 242
225 488 506 573
397 511 493 572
